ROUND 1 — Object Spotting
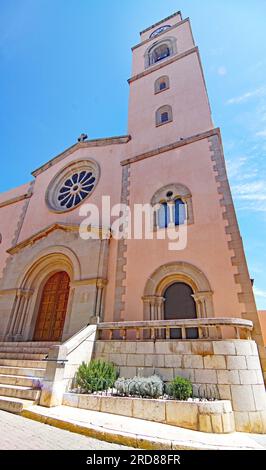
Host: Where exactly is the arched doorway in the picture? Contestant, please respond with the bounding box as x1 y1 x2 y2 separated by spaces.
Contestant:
33 271 70 341
164 282 198 339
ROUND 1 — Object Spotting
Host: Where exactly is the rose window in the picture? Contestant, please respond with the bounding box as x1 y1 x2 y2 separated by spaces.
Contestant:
58 171 96 209
46 159 100 213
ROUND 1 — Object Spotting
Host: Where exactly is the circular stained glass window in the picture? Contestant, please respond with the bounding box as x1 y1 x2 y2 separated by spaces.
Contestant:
58 171 96 209
46 159 100 213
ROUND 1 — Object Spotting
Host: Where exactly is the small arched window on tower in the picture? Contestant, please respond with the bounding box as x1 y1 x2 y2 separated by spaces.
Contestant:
155 76 170 94
156 105 173 126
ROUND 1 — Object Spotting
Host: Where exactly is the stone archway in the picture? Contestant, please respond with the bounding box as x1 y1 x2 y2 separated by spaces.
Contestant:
4 250 77 341
143 261 214 322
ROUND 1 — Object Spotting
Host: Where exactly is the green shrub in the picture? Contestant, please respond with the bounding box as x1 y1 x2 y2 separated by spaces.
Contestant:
76 359 118 393
166 375 193 400
115 375 164 398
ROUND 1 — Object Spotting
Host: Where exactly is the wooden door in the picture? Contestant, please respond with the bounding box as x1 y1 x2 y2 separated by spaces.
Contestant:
164 282 198 339
34 271 70 341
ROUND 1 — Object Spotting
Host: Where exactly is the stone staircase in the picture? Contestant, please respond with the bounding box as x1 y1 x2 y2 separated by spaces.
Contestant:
0 342 57 414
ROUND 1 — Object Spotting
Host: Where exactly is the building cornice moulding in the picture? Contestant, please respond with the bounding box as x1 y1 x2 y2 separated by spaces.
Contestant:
70 278 108 288
121 128 221 167
132 18 190 51
0 192 32 209
0 288 33 297
128 47 198 84
7 223 111 255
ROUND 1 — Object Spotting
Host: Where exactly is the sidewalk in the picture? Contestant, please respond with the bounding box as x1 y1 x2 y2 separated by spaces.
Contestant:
22 405 265 450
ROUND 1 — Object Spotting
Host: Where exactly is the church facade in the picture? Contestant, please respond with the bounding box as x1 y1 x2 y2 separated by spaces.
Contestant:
0 10 266 399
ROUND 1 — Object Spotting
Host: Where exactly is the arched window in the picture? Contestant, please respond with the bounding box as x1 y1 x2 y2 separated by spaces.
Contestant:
152 44 170 63
155 76 170 94
164 282 198 339
157 198 186 229
156 105 173 126
151 183 194 229
145 38 177 69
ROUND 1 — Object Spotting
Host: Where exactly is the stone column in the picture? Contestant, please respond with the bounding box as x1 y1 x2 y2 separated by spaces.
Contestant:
14 290 33 340
156 296 165 320
192 291 213 338
94 279 108 323
168 201 175 228
5 289 33 341
142 295 165 338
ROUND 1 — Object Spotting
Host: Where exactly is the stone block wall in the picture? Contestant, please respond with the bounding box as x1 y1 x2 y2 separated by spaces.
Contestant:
94 339 266 433
63 393 235 434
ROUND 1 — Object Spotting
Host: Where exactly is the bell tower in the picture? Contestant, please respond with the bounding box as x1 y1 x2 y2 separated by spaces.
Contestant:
122 11 266 382
128 11 213 155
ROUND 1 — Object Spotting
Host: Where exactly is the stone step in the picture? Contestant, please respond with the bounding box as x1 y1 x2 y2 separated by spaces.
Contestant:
0 342 58 347
0 374 42 388
0 384 41 401
0 346 51 352
0 395 35 414
0 365 45 378
0 359 46 369
0 352 46 360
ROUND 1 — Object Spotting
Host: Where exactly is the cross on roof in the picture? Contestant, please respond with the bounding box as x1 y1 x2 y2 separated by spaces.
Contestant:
77 133 88 142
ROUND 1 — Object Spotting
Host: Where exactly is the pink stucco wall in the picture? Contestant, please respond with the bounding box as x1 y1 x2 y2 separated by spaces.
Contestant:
0 183 31 278
121 138 241 322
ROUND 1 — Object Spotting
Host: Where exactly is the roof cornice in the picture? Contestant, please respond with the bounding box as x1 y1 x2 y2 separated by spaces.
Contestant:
140 11 182 35
132 18 190 51
32 135 131 178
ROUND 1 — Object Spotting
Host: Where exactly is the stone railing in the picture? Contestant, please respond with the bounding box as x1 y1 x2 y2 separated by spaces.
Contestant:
98 317 253 341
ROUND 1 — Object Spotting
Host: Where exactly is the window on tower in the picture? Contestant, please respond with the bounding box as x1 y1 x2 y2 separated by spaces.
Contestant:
161 112 169 123
145 38 177 69
151 183 194 230
154 76 170 94
152 44 170 63
157 199 186 229
156 105 173 126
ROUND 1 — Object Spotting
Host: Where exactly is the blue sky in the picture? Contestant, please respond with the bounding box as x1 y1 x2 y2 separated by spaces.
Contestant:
0 0 266 308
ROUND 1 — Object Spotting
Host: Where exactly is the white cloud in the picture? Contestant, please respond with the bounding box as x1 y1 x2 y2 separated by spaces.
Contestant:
232 181 266 211
255 130 266 137
253 287 266 299
226 156 247 178
226 87 266 105
218 66 227 76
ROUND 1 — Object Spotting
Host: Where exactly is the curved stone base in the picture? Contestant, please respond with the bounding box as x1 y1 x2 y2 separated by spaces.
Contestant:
94 339 266 433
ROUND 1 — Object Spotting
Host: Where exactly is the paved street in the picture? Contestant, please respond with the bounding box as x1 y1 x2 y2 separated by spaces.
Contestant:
0 410 131 450
1 408 266 451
